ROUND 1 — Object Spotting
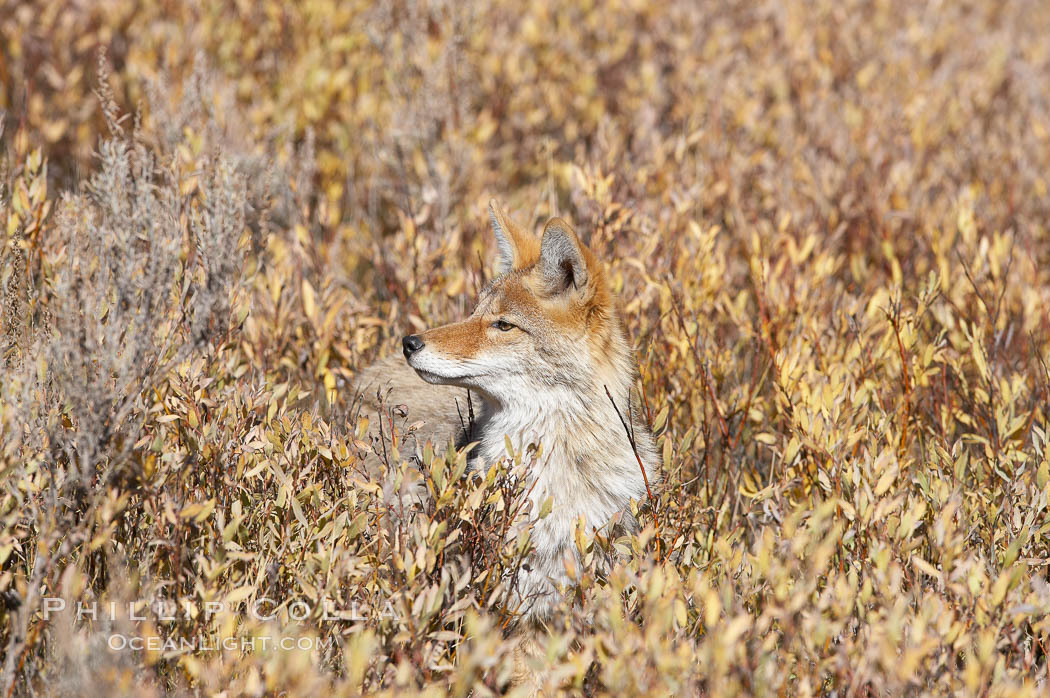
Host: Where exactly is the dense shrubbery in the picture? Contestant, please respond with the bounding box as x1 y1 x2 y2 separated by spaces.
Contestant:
2 0 1049 695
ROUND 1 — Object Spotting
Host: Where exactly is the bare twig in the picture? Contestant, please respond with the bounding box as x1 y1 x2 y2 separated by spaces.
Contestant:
604 385 663 562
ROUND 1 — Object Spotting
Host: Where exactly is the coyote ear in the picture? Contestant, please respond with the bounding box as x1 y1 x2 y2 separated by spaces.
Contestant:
539 218 589 294
489 199 536 275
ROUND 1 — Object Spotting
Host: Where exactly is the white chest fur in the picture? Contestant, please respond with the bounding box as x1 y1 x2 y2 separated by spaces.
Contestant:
471 387 654 621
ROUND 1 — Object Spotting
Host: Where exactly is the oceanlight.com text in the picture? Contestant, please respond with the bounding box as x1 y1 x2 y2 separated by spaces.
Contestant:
106 634 338 653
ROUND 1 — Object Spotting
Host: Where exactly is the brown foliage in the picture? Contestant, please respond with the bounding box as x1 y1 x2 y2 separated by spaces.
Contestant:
1 0 1049 695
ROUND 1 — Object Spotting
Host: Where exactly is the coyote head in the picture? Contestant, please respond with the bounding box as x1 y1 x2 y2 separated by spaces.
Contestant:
402 200 633 408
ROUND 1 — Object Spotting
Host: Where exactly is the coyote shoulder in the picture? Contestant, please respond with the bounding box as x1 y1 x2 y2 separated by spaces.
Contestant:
354 200 661 624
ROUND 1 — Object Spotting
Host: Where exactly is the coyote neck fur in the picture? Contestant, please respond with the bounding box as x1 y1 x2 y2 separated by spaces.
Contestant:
470 367 654 622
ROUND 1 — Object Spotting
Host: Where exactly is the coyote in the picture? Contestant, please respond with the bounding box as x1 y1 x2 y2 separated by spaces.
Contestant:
354 200 660 686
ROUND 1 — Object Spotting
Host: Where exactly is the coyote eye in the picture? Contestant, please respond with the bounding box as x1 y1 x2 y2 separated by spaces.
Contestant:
492 319 515 332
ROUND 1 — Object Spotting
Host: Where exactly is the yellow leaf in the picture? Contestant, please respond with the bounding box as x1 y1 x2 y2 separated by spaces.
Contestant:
990 567 1014 607
225 585 255 605
302 279 318 321
180 499 216 523
874 462 899 496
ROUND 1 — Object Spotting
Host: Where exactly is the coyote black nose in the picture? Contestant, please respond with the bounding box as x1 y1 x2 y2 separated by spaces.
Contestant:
402 334 425 358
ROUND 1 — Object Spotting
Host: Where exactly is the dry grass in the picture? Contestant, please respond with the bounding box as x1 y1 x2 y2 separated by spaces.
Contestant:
2 0 1050 695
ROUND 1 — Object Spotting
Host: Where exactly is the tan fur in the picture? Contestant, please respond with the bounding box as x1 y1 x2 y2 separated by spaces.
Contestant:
351 355 476 506
421 316 488 360
490 199 541 270
352 355 472 451
510 628 545 696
